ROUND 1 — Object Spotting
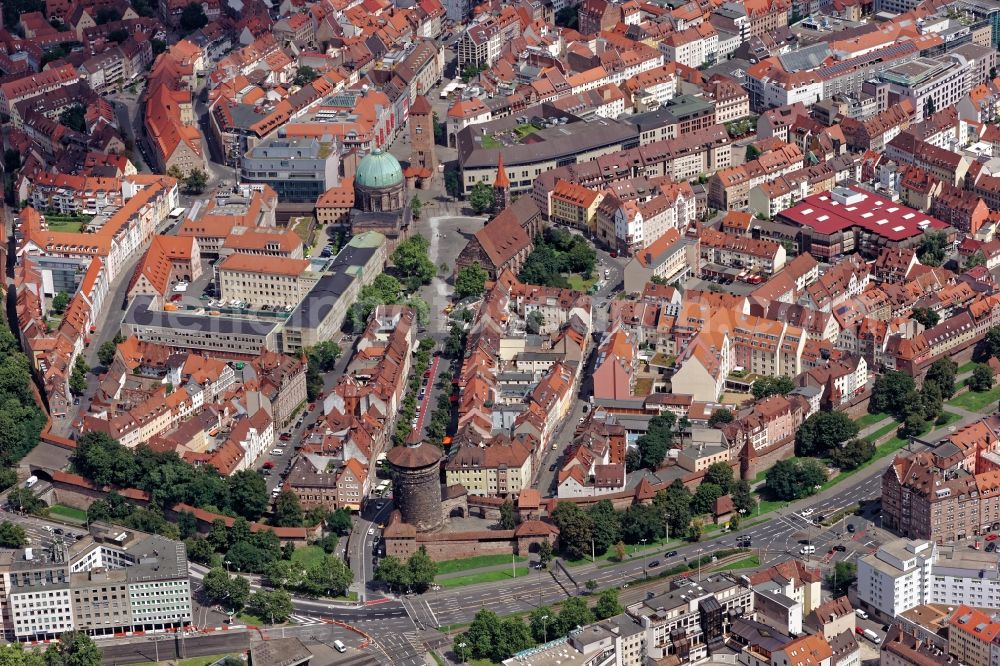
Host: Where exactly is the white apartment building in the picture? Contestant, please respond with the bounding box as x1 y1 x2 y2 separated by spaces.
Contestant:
857 539 935 619
880 54 973 123
856 539 1000 619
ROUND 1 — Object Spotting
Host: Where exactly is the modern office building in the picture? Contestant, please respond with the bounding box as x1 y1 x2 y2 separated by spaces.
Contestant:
240 137 341 203
0 522 191 640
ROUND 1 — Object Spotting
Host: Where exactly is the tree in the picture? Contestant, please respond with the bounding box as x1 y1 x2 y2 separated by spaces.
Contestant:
703 462 734 493
69 357 89 396
554 6 578 27
202 567 250 611
551 502 593 560
636 412 675 470
558 597 594 632
96 6 121 22
538 540 554 567
620 503 664 544
870 371 916 418
985 326 1000 361
179 1 207 31
374 555 410 592
308 341 342 372
300 555 353 596
656 479 693 538
707 408 733 427
746 145 761 161
499 500 516 529
529 606 556 643
185 537 216 565
273 490 303 527
46 632 101 666
108 27 128 42
587 500 621 555
247 589 293 624
526 311 545 334
732 479 756 514
917 230 948 267
751 376 795 400
595 588 623 620
912 307 940 329
293 66 319 86
493 617 534 661
614 540 626 562
51 292 70 313
327 507 353 535
151 38 166 55
828 438 876 470
971 364 995 392
454 262 488 300
827 561 857 596
766 458 827 501
688 517 704 542
965 250 987 270
227 470 269 520
795 411 860 457
691 482 723 516
184 168 207 194
469 181 495 214
391 235 436 290
0 521 26 547
7 488 44 514
410 194 423 219
58 104 86 133
925 358 958 399
902 411 928 438
97 340 118 366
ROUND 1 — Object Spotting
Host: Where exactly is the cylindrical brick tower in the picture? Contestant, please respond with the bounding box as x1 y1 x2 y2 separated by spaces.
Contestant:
386 442 443 532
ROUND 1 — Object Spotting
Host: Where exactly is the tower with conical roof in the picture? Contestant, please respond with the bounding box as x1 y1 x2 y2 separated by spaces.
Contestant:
493 154 511 214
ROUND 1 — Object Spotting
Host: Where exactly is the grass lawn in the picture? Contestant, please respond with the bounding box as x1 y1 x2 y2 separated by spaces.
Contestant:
469 659 502 666
855 412 890 429
959 361 979 374
438 567 531 588
513 123 540 140
136 654 239 666
948 383 1000 412
48 504 87 523
566 273 596 292
435 554 527 576
45 219 86 233
935 411 962 429
236 612 265 626
714 555 760 571
480 134 502 149
291 545 326 569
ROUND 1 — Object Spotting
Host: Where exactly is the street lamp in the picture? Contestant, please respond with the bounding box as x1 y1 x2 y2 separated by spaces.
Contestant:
541 614 549 644
640 538 648 576
224 559 231 573
458 641 467 664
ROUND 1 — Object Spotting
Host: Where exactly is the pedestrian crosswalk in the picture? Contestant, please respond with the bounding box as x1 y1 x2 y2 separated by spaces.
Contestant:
289 615 323 626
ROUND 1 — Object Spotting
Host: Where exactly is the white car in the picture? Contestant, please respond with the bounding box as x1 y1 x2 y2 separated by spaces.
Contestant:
800 508 814 517
270 448 284 456
368 527 375 535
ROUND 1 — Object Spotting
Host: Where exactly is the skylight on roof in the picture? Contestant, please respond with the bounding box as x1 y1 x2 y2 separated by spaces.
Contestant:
876 219 888 225
846 207 856 211
888 207 898 212
801 208 814 215
892 225 906 232
817 215 829 221
903 213 915 219
861 212 873 218
874 200 884 206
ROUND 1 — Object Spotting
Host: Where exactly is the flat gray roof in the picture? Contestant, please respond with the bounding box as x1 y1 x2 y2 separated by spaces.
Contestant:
126 296 279 337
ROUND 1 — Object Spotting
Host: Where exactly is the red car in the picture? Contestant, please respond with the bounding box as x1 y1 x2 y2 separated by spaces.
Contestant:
263 461 274 469
308 403 316 412
609 251 618 258
987 533 998 541
279 433 291 441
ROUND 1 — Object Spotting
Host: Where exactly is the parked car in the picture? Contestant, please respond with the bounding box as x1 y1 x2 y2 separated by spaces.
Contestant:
648 560 660 568
846 523 856 533
665 550 678 558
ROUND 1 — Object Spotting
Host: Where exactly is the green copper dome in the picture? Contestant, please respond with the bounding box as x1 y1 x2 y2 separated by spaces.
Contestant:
355 149 404 189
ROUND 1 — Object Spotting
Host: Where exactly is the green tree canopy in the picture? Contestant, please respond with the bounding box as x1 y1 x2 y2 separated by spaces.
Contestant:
454 262 489 300
469 182 495 214
795 411 860 457
971 363 995 392
180 1 207 31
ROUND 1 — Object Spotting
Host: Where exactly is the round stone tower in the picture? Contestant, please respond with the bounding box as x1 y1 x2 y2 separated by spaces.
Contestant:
386 442 443 532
